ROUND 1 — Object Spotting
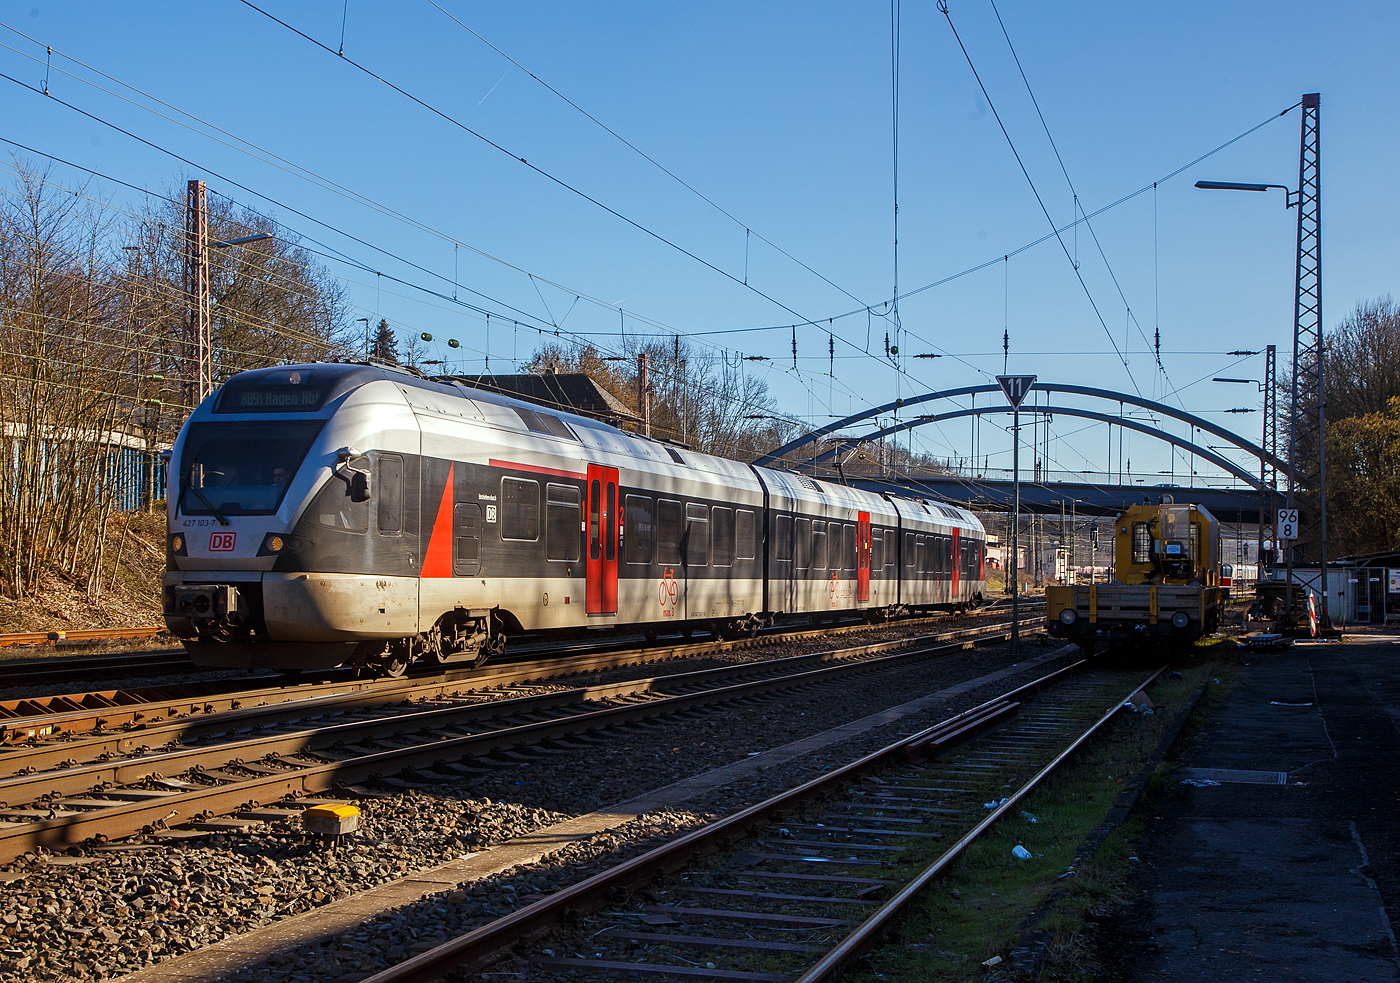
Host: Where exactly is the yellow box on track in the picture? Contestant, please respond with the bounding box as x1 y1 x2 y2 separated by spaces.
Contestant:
302 803 361 835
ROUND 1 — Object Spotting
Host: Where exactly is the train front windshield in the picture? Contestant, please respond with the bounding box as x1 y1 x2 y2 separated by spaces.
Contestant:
177 421 324 516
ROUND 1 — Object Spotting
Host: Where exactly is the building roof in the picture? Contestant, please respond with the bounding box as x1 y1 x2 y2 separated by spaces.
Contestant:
443 372 640 425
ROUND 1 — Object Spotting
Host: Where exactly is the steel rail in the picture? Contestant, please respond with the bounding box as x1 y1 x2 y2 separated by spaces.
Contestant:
797 663 1166 981
0 651 191 690
0 619 1045 862
350 658 1088 983
0 610 1036 751
0 618 1042 805
0 626 168 648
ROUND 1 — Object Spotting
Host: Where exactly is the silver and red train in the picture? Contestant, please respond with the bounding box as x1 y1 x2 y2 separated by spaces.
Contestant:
163 362 986 674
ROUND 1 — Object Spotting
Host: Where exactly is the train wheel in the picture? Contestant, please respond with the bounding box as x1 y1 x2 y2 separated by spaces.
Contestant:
379 657 409 678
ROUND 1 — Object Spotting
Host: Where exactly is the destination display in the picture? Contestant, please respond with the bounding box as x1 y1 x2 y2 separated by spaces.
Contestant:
219 386 326 411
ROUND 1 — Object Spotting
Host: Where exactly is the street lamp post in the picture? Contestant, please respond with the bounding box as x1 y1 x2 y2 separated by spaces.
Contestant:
1213 360 1278 582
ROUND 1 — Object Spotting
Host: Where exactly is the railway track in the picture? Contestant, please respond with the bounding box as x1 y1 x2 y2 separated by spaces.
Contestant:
355 658 1160 983
0 648 191 691
0 603 1042 739
0 625 168 648
0 614 1042 865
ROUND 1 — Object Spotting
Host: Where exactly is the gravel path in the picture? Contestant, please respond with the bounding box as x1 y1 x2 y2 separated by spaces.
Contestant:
0 628 1065 983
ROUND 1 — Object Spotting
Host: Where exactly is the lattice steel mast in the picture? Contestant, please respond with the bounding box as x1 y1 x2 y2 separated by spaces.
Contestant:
1285 93 1326 623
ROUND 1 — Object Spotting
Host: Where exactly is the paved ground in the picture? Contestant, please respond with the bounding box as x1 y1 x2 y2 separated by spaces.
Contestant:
1102 634 1400 981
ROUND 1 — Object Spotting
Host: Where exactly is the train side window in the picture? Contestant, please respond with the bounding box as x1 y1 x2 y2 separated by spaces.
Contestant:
811 520 827 570
501 477 540 541
589 479 601 560
870 529 882 573
843 524 856 572
774 514 793 562
905 532 916 568
657 499 683 565
376 454 403 535
546 483 581 562
311 455 370 533
684 503 709 567
1132 522 1150 564
605 483 617 561
712 507 735 567
625 495 655 564
736 509 757 560
794 517 811 570
453 503 481 576
885 529 896 569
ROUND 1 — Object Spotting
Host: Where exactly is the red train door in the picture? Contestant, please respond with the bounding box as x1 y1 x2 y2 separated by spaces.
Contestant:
586 465 619 615
951 528 961 599
857 512 871 604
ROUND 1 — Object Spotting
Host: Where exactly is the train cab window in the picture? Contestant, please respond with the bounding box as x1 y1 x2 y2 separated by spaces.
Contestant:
310 455 370 533
1131 522 1150 565
625 495 655 564
905 532 916 568
811 521 827 570
712 507 735 567
657 499 683 565
870 529 882 573
843 524 856 572
774 515 793 563
794 517 811 570
546 483 581 562
736 509 757 560
501 477 540 541
683 503 708 567
453 503 481 576
376 455 403 535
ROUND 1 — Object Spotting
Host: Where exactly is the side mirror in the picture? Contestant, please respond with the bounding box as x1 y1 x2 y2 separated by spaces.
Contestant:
350 469 371 503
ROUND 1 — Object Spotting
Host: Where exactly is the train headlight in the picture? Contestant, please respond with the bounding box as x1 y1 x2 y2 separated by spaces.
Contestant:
169 533 186 556
258 533 313 556
1059 608 1078 626
1171 611 1190 629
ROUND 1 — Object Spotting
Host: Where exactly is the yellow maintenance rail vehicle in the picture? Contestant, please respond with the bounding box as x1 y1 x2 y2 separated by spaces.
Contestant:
1046 500 1223 655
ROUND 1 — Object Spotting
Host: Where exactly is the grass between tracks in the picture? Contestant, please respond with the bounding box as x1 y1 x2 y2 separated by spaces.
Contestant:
846 644 1241 983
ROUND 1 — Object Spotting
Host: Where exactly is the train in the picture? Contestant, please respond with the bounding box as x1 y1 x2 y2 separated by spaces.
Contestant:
163 362 987 675
1045 499 1224 655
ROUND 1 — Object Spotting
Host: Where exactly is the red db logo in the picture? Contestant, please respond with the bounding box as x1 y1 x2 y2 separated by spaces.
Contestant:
208 532 236 552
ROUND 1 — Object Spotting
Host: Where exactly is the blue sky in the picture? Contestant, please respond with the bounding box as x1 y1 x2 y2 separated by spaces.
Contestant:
3 1 1396 485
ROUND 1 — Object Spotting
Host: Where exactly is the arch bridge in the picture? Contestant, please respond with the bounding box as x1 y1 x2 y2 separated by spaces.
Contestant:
754 382 1287 522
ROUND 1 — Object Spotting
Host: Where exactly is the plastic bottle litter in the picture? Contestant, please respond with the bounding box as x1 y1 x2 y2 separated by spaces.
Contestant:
982 955 1003 967
983 797 1010 809
1020 811 1039 823
1012 844 1032 860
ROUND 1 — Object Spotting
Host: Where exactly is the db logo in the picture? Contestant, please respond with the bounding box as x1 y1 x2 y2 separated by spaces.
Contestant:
658 567 678 617
208 532 236 552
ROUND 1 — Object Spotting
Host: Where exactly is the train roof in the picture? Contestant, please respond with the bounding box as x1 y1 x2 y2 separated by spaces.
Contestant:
212 362 981 529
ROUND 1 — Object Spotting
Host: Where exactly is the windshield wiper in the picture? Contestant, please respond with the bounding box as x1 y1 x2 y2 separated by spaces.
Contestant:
182 473 231 526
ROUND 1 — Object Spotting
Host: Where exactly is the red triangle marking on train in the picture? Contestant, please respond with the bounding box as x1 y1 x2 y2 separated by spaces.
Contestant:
421 463 454 578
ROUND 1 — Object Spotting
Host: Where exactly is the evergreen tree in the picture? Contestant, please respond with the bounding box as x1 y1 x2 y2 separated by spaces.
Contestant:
373 318 399 364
